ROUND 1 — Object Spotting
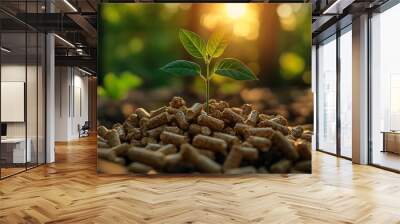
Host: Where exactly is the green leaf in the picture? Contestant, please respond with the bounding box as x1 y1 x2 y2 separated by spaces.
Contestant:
214 58 258 80
179 29 206 59
207 30 229 58
161 60 201 76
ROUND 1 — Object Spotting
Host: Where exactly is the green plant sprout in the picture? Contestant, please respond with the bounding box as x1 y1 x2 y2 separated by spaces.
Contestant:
161 29 258 112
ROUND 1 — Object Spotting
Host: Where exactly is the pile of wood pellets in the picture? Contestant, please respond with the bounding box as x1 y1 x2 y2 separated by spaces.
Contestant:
97 97 312 174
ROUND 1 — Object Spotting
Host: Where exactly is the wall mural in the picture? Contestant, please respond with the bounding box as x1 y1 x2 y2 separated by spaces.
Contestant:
97 3 312 175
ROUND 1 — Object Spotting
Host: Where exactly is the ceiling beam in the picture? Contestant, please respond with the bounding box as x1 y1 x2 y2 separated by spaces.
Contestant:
67 13 97 46
312 15 335 33
55 55 96 71
322 0 356 14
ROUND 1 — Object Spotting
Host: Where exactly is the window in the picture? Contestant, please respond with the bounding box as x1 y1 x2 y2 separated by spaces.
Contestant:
317 36 337 154
339 28 352 158
371 3 400 171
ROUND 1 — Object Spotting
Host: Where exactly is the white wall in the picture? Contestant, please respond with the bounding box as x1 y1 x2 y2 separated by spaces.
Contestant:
1 65 35 138
55 67 89 141
1 63 46 164
55 67 69 141
1 65 26 139
71 73 89 138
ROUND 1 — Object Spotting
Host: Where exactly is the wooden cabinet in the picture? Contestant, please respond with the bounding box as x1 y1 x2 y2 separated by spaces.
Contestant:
382 132 400 154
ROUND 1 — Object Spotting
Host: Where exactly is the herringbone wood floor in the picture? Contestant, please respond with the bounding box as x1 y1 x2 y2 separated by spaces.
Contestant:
1 136 400 224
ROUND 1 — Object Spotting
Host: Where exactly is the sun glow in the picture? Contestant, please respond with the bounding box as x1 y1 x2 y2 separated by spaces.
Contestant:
201 14 219 29
226 4 247 20
200 4 259 40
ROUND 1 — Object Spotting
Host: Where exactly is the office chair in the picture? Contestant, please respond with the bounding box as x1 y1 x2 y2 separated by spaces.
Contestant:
79 121 90 138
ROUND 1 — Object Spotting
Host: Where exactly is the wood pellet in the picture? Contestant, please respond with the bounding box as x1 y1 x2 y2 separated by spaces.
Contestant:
192 134 227 154
97 97 312 174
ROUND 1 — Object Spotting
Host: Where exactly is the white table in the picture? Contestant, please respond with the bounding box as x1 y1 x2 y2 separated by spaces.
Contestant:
1 138 31 163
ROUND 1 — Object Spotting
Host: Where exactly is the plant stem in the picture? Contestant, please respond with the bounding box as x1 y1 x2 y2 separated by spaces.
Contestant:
205 61 210 113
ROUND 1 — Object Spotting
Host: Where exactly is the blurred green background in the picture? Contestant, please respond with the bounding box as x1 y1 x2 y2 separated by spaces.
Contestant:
98 3 312 127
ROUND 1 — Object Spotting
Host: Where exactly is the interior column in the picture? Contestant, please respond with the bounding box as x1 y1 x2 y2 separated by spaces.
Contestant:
352 14 369 164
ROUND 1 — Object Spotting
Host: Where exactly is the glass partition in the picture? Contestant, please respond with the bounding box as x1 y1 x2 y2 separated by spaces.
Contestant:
0 2 46 179
371 4 400 171
317 35 337 154
1 30 28 177
27 30 38 169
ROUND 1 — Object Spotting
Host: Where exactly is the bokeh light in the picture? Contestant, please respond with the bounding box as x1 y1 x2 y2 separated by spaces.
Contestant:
277 4 293 18
277 4 298 31
129 38 144 54
226 4 247 20
103 6 120 24
201 14 219 30
233 21 250 37
279 52 305 79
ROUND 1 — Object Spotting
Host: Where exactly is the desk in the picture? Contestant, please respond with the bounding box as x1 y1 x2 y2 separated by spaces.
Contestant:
382 131 400 154
1 138 31 163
